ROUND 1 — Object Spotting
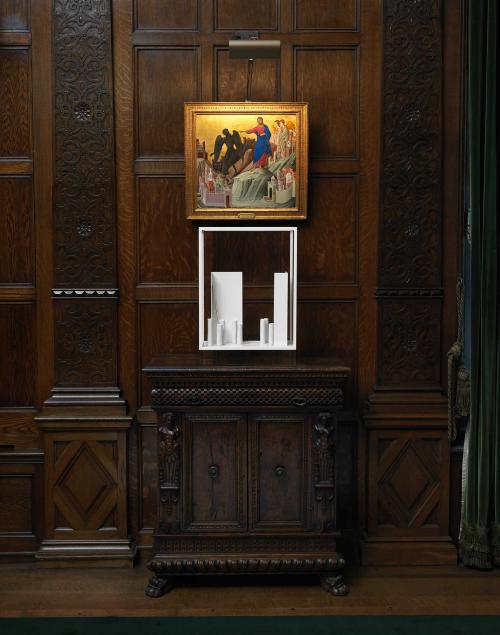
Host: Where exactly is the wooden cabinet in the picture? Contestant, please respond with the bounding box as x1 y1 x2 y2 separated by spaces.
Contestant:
145 359 351 597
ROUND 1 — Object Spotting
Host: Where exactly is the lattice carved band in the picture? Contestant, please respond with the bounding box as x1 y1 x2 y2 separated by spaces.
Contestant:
152 387 343 408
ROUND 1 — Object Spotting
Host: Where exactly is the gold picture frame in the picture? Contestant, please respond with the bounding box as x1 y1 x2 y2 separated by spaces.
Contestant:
184 102 308 220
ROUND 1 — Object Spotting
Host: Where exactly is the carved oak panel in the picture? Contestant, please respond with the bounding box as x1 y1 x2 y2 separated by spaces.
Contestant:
379 0 442 288
53 0 116 287
378 299 441 386
54 299 117 387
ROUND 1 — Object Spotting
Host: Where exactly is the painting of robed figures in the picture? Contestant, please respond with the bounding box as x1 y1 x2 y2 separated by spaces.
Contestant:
184 103 308 220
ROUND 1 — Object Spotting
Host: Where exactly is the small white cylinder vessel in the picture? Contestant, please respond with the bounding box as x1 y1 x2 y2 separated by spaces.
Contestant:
207 318 214 346
269 322 274 346
231 320 238 344
216 322 223 346
260 318 268 345
237 322 243 345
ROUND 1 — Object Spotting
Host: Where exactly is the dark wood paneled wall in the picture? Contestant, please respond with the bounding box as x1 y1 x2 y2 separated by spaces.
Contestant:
0 0 48 554
0 0 464 564
113 0 381 549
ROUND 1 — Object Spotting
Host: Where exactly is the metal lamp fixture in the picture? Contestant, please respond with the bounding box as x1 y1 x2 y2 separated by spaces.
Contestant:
229 34 281 101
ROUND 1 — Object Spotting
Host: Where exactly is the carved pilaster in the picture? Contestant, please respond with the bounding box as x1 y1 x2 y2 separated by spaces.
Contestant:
49 0 120 404
158 413 181 533
53 0 116 289
377 0 443 388
312 412 336 532
363 0 455 565
36 1 133 565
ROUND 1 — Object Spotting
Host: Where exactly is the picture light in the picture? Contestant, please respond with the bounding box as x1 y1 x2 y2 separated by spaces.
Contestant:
229 34 281 101
229 39 281 60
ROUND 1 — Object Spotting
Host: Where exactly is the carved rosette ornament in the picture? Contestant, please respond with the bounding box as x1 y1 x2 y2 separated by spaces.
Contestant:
158 413 181 532
312 413 336 531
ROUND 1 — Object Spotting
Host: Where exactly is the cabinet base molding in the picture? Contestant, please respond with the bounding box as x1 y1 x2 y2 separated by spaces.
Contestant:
362 537 457 566
36 538 136 568
148 553 345 575
146 551 347 597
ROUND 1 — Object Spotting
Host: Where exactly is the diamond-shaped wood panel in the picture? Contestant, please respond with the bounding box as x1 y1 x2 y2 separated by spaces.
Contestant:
53 440 119 531
368 429 449 537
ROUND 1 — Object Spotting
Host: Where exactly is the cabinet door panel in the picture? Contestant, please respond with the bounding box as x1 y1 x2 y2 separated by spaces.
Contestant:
183 414 246 531
249 415 309 531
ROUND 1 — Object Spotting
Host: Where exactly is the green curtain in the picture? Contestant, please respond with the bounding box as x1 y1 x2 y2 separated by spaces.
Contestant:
459 0 498 569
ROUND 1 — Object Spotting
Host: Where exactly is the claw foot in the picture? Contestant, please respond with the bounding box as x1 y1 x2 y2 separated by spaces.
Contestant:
321 574 349 596
145 574 174 598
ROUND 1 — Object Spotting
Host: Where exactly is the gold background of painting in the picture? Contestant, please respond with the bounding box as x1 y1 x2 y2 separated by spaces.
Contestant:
184 102 309 220
195 113 298 160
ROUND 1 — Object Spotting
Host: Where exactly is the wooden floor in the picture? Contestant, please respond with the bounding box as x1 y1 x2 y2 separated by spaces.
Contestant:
1 562 500 617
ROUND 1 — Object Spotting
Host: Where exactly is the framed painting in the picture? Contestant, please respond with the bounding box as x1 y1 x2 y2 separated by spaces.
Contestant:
184 102 308 220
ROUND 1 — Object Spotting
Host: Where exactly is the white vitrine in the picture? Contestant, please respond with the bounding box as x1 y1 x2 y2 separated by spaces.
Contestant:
199 227 297 350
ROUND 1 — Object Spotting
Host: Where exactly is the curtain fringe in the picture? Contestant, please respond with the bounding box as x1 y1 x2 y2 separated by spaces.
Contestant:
492 524 500 567
459 523 500 569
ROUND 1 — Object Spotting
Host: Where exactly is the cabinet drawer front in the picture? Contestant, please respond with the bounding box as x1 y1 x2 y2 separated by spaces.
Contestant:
152 386 343 408
249 415 309 531
183 414 246 532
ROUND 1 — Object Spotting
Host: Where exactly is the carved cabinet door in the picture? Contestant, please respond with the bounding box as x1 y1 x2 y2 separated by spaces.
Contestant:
182 413 247 532
248 414 310 532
